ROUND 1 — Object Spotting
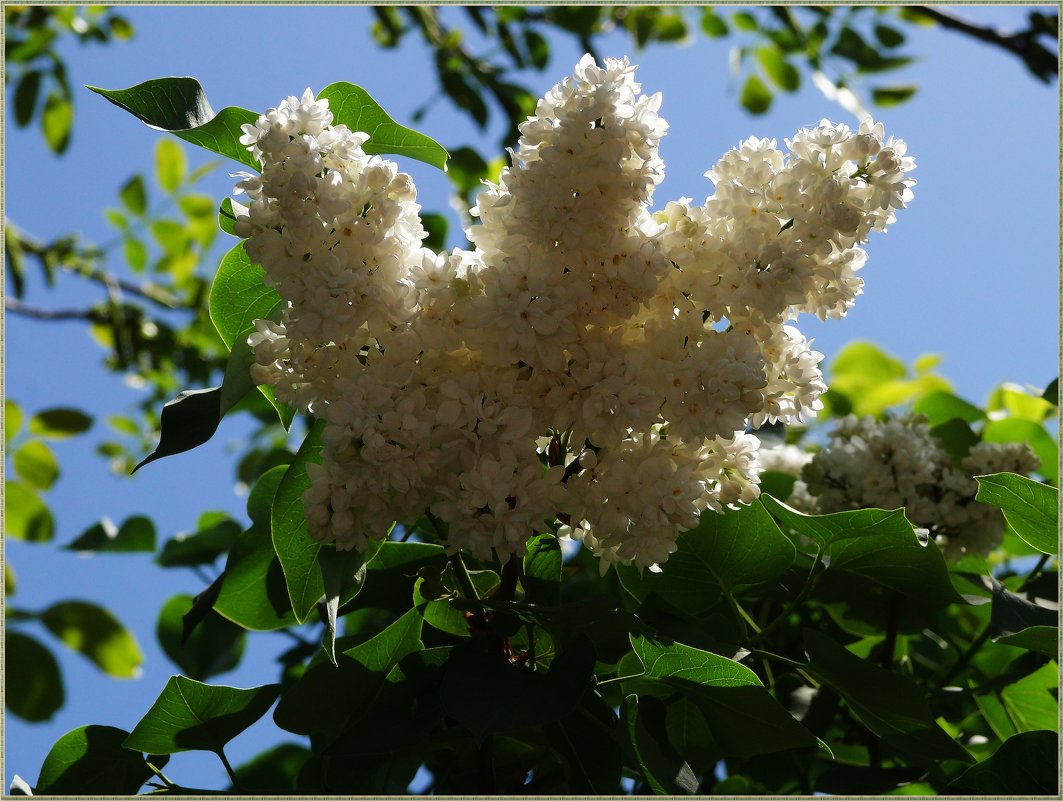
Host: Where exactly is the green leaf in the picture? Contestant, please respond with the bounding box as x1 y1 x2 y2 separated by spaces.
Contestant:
664 696 717 773
618 501 795 615
42 92 73 153
5 398 24 442
157 594 246 681
989 575 1057 642
700 9 729 38
123 236 148 272
872 85 917 107
318 82 449 170
874 24 906 48
157 515 241 567
36 725 153 794
415 567 499 637
6 631 63 722
119 175 147 216
4 481 55 542
974 692 1016 741
523 532 562 605
41 600 144 678
913 390 986 426
987 382 1056 422
66 515 156 553
803 629 972 763
740 74 772 114
88 78 260 170
524 29 550 69
358 540 446 612
125 676 280 754
274 608 424 739
625 695 700 794
421 212 448 252
319 547 367 664
221 316 294 430
994 625 1058 656
982 419 1058 482
13 440 59 490
732 11 759 31
628 635 816 757
1041 377 1058 406
14 70 42 127
155 138 186 193
214 523 298 631
975 473 1057 555
5 561 15 596
1001 661 1059 733
208 243 283 349
29 407 92 439
756 47 801 91
948 730 1058 793
761 496 964 606
218 197 247 237
272 421 326 622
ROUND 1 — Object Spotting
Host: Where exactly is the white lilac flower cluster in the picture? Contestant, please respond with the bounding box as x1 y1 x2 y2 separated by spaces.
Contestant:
234 56 916 571
791 414 1041 560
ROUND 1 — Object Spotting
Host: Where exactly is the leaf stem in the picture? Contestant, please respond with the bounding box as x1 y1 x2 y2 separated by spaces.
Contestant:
215 747 242 792
748 648 819 688
448 552 480 601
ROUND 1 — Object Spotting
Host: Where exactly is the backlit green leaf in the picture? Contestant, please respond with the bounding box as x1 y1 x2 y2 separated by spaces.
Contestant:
125 676 280 754
41 600 143 678
948 730 1058 793
157 594 246 680
120 175 148 216
66 515 155 553
975 473 1057 554
13 440 59 490
981 419 1058 482
208 243 282 349
155 138 186 193
740 74 772 114
1001 661 1058 733
5 481 55 542
214 523 298 631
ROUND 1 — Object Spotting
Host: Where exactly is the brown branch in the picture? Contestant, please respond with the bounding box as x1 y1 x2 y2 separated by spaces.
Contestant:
5 297 107 323
910 6 1057 82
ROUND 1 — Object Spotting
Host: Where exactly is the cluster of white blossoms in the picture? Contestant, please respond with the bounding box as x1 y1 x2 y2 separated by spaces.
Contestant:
791 414 1041 559
235 56 916 571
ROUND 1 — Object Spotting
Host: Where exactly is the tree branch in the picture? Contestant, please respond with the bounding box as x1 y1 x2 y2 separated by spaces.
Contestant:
5 297 107 323
910 6 1058 82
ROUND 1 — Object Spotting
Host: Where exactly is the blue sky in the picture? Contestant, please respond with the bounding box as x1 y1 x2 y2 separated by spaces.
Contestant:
4 5 1058 790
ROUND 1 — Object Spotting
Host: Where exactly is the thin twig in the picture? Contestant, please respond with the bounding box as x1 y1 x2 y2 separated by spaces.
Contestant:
4 297 107 322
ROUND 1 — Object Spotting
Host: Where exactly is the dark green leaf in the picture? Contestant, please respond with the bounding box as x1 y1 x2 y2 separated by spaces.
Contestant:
42 92 73 153
5 631 63 722
416 567 499 637
523 532 562 605
66 515 155 553
29 407 92 439
664 696 717 773
4 481 54 542
740 74 772 114
88 78 260 170
14 70 42 127
913 390 986 426
132 387 221 472
233 743 311 793
976 473 1057 554
804 629 972 763
208 243 282 349
125 676 280 754
274 608 423 740
948 730 1058 794
5 562 15 596
157 594 246 680
624 695 700 794
756 47 801 91
874 24 906 48
41 600 144 678
524 29 550 69
872 85 918 107
619 501 795 615
271 421 326 622
994 625 1058 656
157 515 241 567
930 417 979 465
318 82 448 170
319 548 367 665
628 635 815 757
1041 378 1058 406
359 541 446 612
214 523 298 631
421 212 448 252
440 636 595 738
13 440 59 490
119 175 147 216
761 496 965 606
36 725 152 794
1000 662 1058 733
989 575 1057 642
